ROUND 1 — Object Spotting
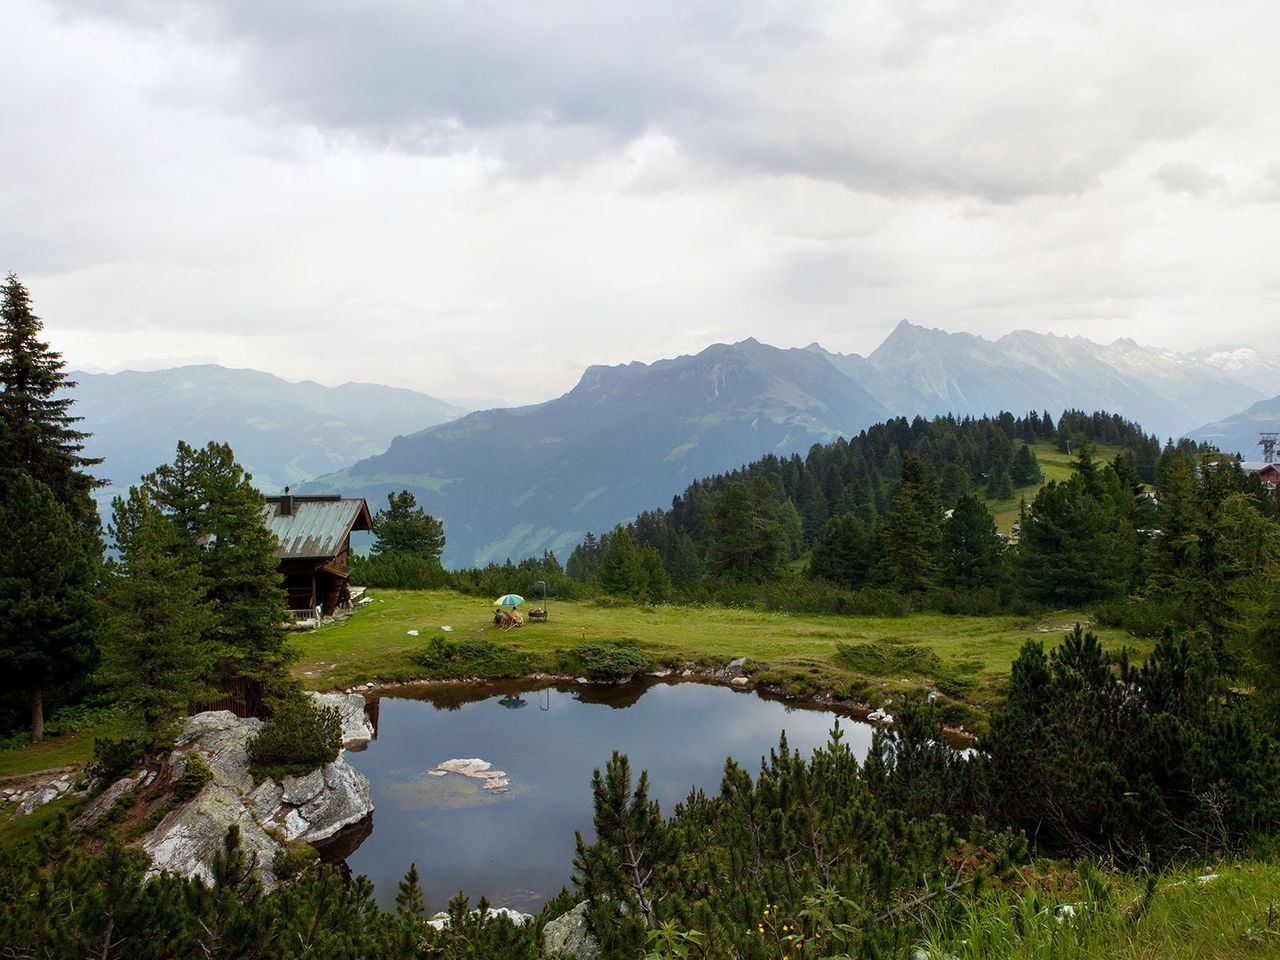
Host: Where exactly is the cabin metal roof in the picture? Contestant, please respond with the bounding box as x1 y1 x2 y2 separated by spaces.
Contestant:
261 496 372 560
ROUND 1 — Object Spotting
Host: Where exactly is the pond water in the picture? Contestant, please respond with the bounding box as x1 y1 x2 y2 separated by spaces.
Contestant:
338 679 875 912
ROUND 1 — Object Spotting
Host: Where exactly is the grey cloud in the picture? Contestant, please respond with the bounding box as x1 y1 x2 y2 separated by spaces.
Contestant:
50 0 1234 202
1153 160 1225 197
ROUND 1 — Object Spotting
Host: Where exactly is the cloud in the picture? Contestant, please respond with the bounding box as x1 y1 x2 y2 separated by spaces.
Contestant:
2 0 1278 406
49 0 1244 202
1153 160 1226 197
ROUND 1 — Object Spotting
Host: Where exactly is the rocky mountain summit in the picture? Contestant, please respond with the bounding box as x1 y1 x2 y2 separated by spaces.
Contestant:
74 693 375 887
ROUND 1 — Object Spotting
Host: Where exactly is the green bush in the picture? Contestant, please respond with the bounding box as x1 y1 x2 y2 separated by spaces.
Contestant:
247 697 342 781
410 636 534 678
565 643 651 680
350 550 449 589
835 641 943 675
172 753 212 802
88 736 145 783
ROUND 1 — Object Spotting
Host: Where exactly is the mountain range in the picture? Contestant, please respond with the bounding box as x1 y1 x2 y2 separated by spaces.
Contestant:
809 321 1268 438
309 323 1270 565
1189 393 1280 460
67 324 1276 565
66 365 466 509
312 339 889 564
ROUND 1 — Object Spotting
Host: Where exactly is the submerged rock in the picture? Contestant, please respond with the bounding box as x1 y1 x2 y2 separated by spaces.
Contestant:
431 758 511 793
543 901 599 959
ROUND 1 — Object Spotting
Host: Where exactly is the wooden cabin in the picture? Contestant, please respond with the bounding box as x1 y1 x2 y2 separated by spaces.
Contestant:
262 491 372 617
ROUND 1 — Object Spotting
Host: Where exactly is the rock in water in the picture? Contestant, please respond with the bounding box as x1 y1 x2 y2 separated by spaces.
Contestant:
543 901 599 959
431 758 511 793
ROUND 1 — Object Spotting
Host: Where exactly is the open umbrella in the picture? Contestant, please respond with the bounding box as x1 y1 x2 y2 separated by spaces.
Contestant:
493 594 524 608
498 694 528 709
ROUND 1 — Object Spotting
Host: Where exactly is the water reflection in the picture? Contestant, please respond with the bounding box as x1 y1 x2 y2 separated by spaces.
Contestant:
342 680 875 912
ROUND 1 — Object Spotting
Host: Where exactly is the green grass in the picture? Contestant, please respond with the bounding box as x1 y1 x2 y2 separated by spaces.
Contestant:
986 441 1130 534
917 861 1280 959
0 714 131 780
291 589 1142 719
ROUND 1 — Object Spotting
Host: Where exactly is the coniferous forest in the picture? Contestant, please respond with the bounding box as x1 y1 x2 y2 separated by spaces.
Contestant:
5 273 1280 958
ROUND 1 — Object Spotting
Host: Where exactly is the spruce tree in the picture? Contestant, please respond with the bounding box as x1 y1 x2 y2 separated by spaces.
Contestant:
881 454 942 593
597 526 642 596
371 490 446 560
637 544 671 602
0 275 102 528
145 441 289 683
102 487 214 740
808 513 873 588
940 493 1001 589
1011 443 1040 486
0 474 98 741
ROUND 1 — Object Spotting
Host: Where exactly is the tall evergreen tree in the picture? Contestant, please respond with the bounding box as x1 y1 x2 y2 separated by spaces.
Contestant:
597 526 643 596
940 493 1001 589
145 442 289 683
637 544 671 603
371 490 446 560
102 487 214 740
881 454 942 593
0 475 98 741
0 275 102 528
808 513 873 589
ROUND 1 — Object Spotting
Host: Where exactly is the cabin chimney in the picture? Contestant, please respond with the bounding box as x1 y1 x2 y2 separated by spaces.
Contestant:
280 486 294 516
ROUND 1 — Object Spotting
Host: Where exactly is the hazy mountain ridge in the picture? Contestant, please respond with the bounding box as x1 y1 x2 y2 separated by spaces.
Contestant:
67 364 467 507
1189 393 1280 460
311 340 889 565
809 321 1263 439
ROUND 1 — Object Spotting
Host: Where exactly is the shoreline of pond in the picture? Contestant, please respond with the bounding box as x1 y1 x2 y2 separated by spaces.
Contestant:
328 668 976 747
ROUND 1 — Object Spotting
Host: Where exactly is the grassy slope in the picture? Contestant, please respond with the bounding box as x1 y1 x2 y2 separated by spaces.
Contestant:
986 441 1128 534
919 862 1280 959
290 589 1139 715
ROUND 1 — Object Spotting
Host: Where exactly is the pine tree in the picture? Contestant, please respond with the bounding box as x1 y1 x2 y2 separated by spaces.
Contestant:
0 474 98 741
0 275 102 528
881 454 942 593
102 487 214 739
940 493 1001 589
1011 443 1040 485
145 441 289 683
395 863 427 918
637 545 671 602
597 526 642 596
808 513 873 588
371 490 446 560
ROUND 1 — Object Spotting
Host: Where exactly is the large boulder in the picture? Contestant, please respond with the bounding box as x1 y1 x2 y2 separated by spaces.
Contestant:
142 783 284 886
104 705 376 886
543 901 599 960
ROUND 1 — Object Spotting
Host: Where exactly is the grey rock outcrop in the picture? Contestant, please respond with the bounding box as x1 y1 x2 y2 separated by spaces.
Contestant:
86 707 376 887
309 692 374 747
426 906 533 930
543 901 599 960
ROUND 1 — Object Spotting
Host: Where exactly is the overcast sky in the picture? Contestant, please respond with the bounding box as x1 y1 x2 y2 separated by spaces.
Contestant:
4 0 1278 404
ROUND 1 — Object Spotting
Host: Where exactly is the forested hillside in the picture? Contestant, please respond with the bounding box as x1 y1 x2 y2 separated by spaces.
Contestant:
565 409 1203 606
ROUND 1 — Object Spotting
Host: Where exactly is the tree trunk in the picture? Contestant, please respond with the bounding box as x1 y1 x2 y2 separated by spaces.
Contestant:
30 683 44 743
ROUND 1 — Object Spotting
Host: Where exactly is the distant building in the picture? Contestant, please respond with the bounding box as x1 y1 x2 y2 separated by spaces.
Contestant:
1240 461 1280 490
262 491 372 616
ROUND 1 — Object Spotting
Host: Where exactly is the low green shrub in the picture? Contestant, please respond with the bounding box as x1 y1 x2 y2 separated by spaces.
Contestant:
410 636 534 678
565 643 651 680
248 697 342 782
172 753 211 802
87 736 145 783
835 641 943 675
